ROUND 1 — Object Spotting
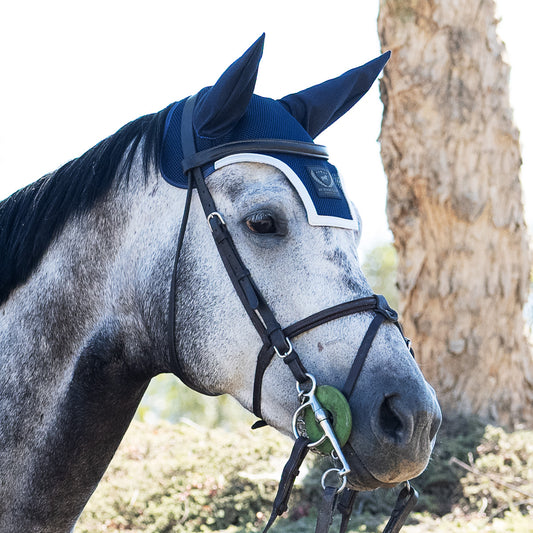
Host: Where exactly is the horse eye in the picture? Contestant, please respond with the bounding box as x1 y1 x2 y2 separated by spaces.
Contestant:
245 212 278 234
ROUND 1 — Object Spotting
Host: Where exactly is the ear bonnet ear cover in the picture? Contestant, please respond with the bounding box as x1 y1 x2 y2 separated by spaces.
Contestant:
194 34 265 139
160 37 389 230
278 51 391 139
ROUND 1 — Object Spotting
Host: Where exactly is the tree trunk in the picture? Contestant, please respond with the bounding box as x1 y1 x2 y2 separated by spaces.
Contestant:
378 0 533 427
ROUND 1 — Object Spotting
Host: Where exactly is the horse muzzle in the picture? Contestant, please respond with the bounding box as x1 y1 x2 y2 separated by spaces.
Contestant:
343 381 442 490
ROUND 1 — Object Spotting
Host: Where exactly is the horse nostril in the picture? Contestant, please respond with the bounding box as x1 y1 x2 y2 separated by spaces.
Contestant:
374 392 441 448
429 404 442 442
378 395 408 444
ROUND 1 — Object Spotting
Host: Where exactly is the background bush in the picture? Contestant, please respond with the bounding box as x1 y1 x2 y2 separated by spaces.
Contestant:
76 415 533 532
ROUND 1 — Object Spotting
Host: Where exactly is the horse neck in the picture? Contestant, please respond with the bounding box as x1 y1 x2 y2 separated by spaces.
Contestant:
0 175 175 532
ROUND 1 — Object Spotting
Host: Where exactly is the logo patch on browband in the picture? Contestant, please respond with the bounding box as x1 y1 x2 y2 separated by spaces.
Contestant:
307 167 342 200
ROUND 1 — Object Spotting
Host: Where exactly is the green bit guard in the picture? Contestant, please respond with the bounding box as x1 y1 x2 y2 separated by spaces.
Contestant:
303 385 352 454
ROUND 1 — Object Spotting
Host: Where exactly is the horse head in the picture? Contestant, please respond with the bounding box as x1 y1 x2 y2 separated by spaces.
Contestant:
163 35 441 491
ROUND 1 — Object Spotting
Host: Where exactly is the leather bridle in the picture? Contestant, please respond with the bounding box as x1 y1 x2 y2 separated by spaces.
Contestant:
167 94 419 533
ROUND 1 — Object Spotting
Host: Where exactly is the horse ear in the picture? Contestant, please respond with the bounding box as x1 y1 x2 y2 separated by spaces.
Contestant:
193 34 265 138
278 51 391 139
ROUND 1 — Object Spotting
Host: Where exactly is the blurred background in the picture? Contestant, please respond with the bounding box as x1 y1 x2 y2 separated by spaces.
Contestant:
1 2 532 530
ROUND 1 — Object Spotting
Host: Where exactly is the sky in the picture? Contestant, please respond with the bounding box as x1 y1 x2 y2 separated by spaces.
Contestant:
0 1 531 260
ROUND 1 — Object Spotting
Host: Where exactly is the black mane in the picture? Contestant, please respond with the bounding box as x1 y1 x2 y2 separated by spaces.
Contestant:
0 104 173 306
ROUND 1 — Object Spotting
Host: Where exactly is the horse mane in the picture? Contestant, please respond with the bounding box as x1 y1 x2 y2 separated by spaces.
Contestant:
0 104 174 306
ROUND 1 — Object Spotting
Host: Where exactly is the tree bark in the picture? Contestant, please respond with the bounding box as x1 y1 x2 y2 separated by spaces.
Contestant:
378 0 532 427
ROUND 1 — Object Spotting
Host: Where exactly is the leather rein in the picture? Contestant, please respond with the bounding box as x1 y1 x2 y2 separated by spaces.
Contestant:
167 94 419 533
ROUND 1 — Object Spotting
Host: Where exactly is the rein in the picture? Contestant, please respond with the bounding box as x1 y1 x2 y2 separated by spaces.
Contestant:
167 94 419 532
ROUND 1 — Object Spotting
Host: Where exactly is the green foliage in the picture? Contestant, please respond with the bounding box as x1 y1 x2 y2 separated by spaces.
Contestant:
362 243 399 309
135 374 255 431
413 415 487 515
400 422 533 532
76 416 533 532
457 425 533 517
401 509 533 532
77 422 298 532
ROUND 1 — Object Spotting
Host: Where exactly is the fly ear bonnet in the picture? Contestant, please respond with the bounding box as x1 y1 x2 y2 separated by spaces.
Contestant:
161 33 390 230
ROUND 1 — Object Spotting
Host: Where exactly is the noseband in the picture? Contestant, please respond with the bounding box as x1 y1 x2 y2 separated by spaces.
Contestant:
167 94 418 533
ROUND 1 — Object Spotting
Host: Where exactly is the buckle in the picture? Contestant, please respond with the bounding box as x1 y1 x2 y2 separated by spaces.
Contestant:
207 211 226 231
273 338 293 358
374 294 399 321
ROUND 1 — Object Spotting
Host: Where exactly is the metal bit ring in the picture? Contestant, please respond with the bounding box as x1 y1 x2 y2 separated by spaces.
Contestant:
321 468 347 493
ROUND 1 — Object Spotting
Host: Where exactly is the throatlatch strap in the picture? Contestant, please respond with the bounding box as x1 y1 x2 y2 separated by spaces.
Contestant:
166 96 203 390
167 172 201 389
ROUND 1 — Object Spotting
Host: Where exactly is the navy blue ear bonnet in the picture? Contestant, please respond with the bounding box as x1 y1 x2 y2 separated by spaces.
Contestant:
160 35 390 230
161 91 313 187
161 93 356 227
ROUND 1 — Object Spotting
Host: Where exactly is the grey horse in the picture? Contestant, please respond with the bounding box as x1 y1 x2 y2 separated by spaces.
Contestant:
0 37 441 532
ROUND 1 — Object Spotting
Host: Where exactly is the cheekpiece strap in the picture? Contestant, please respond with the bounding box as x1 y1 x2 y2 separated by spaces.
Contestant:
179 94 312 418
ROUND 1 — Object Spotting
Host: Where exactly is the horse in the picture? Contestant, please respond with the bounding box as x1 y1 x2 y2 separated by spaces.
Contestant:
0 35 441 532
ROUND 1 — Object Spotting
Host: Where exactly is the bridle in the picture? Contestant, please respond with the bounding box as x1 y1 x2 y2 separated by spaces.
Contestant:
167 94 419 533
